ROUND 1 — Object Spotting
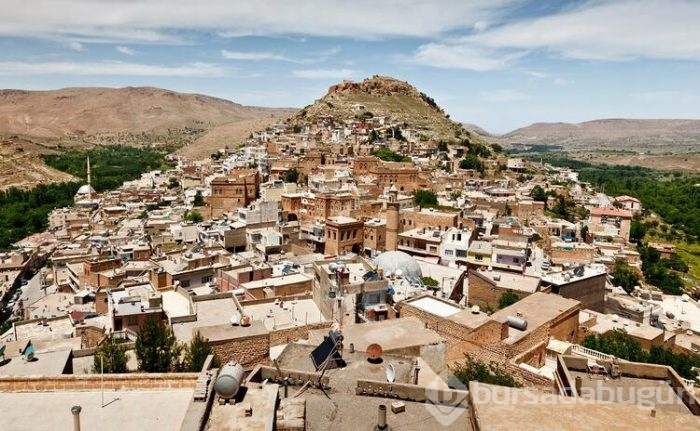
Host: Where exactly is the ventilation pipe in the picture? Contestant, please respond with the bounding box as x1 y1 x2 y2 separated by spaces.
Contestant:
71 406 82 431
377 404 388 430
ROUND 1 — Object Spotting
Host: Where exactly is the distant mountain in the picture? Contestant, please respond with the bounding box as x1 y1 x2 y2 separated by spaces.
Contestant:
0 86 293 138
0 86 295 189
502 119 700 152
295 75 487 143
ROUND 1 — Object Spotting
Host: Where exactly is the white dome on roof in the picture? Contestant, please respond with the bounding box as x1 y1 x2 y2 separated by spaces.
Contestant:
373 250 422 280
76 184 95 195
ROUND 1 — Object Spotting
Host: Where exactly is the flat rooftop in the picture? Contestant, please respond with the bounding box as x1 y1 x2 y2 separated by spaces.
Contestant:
0 389 193 431
274 344 471 430
469 382 699 431
172 296 237 342
472 268 541 293
242 298 324 331
408 296 462 317
161 290 192 318
241 272 312 290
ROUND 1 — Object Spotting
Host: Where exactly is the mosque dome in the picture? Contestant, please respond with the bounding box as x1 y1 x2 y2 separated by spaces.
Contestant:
373 250 422 280
76 184 96 196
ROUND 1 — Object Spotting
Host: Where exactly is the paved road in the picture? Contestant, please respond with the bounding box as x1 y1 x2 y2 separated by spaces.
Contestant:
20 270 47 307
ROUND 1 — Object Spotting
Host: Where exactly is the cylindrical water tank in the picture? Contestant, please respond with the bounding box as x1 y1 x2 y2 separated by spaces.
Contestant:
506 315 528 331
214 362 245 399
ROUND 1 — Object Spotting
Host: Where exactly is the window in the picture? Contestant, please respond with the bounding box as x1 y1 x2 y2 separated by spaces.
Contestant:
180 280 191 288
128 315 138 326
456 250 467 258
201 275 213 284
444 249 454 256
475 255 483 261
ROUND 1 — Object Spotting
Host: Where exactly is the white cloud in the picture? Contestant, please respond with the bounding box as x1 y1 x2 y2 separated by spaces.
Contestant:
407 42 523 71
0 61 227 77
408 0 700 70
116 46 136 56
67 41 84 51
221 50 294 62
0 0 517 42
292 68 357 79
480 89 528 102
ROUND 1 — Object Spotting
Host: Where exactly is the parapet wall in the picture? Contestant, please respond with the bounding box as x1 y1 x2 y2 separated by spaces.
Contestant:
0 373 199 393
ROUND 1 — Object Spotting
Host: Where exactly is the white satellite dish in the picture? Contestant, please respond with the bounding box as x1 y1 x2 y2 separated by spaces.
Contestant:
385 364 395 383
395 269 403 277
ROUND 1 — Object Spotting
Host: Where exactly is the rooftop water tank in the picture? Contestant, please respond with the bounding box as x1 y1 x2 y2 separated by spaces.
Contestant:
506 315 528 331
214 361 245 399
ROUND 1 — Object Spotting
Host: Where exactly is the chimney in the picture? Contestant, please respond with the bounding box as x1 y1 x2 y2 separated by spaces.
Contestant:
377 404 388 430
574 376 582 395
71 406 82 431
413 365 421 385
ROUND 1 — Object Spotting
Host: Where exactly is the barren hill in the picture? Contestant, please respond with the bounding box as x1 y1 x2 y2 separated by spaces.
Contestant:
295 75 485 142
0 86 293 138
0 86 295 189
503 119 700 152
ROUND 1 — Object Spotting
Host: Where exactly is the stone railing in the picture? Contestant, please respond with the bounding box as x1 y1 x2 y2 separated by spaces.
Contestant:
571 344 616 361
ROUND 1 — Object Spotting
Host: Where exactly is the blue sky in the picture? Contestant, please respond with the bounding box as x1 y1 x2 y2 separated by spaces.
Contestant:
0 0 699 133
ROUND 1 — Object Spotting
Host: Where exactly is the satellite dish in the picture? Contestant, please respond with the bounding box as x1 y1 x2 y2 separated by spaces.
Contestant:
385 364 395 383
395 269 403 277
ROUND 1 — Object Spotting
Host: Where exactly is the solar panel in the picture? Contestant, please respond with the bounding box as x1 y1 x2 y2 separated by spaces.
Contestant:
310 331 345 370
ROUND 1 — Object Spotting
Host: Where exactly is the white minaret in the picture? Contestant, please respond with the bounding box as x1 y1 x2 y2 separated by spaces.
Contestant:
86 156 92 200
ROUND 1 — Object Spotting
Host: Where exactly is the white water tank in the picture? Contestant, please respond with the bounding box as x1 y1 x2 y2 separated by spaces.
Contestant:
214 361 245 399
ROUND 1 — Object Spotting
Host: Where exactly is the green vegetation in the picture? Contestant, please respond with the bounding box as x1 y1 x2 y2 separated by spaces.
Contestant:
583 331 700 380
136 316 182 372
638 245 685 295
0 182 80 248
459 155 484 173
372 147 410 162
184 211 204 223
525 155 700 241
193 190 205 207
491 143 503 153
498 291 520 309
548 194 589 223
421 276 439 289
412 189 438 207
43 145 175 192
284 168 300 183
451 354 521 388
610 258 641 294
183 331 218 372
93 334 129 373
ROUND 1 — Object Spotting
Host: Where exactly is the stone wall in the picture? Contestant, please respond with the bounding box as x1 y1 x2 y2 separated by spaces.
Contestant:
269 321 334 347
467 270 533 311
0 373 199 393
211 333 270 369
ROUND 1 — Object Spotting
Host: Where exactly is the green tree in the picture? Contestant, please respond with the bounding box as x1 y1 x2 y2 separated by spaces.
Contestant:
498 291 520 309
185 211 204 223
284 168 300 183
135 316 181 372
93 335 128 373
451 354 521 388
630 220 647 243
610 258 640 294
372 148 409 162
436 141 449 152
193 190 205 207
491 143 503 153
183 331 217 372
582 331 646 362
580 225 589 241
412 189 438 207
421 276 439 289
459 155 483 173
531 185 547 203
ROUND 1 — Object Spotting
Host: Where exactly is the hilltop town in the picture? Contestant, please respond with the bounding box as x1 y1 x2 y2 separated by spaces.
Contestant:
0 77 699 430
